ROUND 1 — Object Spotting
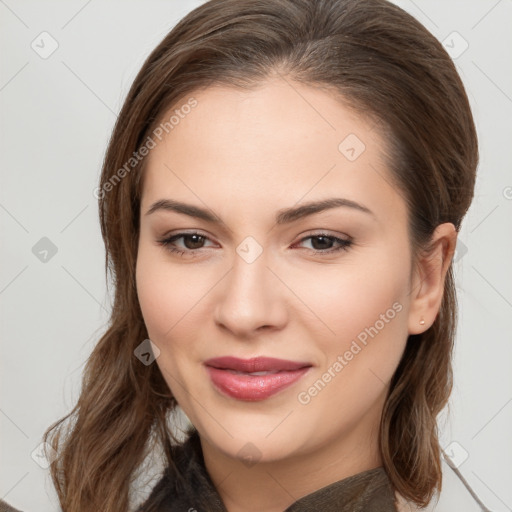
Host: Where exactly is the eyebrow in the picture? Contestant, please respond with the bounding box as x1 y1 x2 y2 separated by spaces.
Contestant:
145 197 375 225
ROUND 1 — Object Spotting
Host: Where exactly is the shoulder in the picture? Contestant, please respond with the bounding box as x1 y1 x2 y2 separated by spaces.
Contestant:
0 499 23 512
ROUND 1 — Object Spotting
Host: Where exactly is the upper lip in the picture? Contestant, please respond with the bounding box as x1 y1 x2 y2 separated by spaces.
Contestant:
204 356 311 372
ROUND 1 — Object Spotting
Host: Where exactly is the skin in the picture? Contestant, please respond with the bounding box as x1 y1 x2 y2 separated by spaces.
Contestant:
136 76 456 512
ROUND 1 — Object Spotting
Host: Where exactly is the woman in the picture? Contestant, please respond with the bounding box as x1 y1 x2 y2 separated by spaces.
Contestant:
32 0 478 510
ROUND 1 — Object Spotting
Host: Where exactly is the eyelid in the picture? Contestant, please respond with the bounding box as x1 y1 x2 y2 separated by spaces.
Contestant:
157 229 353 259
295 229 352 242
158 230 218 247
158 229 351 246
293 231 353 252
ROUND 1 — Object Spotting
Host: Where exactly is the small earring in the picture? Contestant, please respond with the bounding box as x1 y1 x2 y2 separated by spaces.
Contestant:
419 318 425 325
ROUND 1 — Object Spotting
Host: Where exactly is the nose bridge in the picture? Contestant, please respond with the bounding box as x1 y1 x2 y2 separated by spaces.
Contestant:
214 238 286 335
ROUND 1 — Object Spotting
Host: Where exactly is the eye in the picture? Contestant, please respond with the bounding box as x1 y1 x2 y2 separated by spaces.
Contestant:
157 231 353 258
294 233 353 254
157 231 215 257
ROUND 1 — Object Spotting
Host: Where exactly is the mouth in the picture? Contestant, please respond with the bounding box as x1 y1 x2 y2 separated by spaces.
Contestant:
203 356 312 401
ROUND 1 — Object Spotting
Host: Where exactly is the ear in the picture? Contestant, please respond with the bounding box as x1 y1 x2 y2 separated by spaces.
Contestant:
407 223 457 334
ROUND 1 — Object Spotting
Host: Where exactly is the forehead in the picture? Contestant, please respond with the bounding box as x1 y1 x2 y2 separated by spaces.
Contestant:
153 79 378 164
141 78 405 226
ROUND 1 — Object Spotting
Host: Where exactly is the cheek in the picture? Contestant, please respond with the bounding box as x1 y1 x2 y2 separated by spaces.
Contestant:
136 243 180 341
291 246 411 390
135 248 208 399
285 252 410 343
135 243 218 358
294 276 409 430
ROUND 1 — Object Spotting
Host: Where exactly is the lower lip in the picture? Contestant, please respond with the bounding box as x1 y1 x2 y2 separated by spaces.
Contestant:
205 366 311 401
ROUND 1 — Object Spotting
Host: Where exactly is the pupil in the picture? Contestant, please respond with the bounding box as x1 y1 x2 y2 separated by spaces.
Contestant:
185 234 204 249
312 236 332 250
182 235 334 251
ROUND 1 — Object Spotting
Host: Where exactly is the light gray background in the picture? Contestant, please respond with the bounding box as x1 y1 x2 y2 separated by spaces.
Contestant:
1 1 511 510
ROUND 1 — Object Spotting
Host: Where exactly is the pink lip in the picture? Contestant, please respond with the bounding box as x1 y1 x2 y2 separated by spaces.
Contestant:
204 356 312 401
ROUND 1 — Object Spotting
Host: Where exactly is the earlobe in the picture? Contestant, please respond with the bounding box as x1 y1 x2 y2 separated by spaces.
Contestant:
407 223 457 335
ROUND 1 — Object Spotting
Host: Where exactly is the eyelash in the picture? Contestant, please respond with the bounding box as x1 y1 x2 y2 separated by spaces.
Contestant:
157 231 353 257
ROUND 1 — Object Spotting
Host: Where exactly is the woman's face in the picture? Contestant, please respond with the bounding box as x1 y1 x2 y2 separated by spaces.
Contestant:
136 77 418 467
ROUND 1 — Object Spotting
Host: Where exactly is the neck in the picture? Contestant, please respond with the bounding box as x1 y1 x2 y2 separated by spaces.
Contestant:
199 405 384 512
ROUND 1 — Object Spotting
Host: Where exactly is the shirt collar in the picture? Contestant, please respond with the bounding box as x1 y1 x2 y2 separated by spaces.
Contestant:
140 426 398 512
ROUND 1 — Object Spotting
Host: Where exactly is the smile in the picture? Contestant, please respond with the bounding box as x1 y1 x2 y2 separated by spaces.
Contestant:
203 356 312 401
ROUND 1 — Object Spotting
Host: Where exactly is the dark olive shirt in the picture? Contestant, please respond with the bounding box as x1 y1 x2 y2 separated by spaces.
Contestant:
138 427 398 512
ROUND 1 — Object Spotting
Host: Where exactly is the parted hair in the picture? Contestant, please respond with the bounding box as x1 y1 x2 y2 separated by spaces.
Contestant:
43 0 478 510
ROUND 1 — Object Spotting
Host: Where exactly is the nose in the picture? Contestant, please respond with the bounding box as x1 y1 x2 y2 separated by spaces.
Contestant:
213 247 288 339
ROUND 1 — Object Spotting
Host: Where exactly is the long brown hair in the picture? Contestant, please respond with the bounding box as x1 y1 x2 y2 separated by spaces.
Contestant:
43 0 478 509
